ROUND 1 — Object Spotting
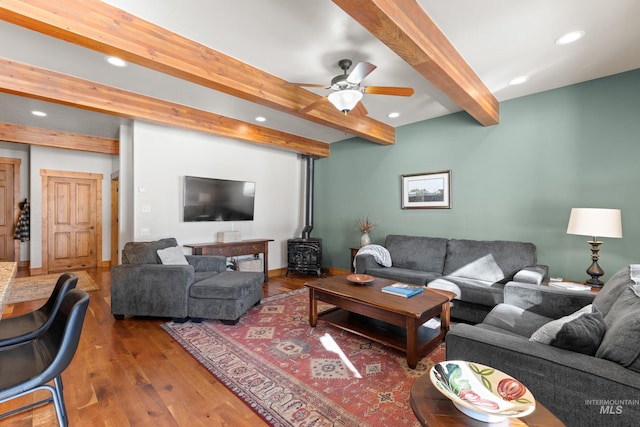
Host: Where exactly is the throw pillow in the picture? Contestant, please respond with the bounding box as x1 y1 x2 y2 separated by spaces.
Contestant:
549 305 606 355
595 285 640 372
157 246 189 265
529 304 607 355
593 265 635 316
447 253 505 283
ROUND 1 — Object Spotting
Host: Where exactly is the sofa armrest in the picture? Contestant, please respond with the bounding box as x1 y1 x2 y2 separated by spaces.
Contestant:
111 264 194 318
186 255 226 273
512 264 549 285
504 281 596 318
354 253 380 274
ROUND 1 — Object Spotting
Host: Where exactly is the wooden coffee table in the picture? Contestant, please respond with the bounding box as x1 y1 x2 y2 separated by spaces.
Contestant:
305 274 454 369
409 374 565 426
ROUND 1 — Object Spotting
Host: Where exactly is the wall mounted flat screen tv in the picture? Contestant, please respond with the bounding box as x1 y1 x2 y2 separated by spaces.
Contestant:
183 176 255 222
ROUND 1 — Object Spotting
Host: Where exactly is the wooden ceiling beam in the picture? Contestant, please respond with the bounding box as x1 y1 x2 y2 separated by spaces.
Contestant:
0 58 330 158
0 122 119 155
0 0 395 146
333 0 499 126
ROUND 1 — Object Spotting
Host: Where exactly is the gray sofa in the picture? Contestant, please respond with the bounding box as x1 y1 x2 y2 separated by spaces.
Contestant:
446 265 640 427
111 238 264 324
355 234 548 323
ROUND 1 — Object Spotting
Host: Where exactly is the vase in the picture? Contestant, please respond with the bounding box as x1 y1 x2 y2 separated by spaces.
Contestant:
360 232 371 246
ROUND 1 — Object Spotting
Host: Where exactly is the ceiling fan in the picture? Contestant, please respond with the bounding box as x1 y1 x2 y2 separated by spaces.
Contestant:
285 59 414 115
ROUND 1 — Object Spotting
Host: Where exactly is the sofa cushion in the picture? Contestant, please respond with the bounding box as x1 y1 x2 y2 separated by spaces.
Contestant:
595 285 640 372
443 239 537 281
428 276 505 307
190 271 264 300
157 246 189 265
193 271 220 283
365 266 441 286
385 235 448 274
122 238 179 264
530 304 607 355
593 265 635 316
483 303 553 338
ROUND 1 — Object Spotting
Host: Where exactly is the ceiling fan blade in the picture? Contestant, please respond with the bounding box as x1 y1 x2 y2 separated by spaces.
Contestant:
299 96 329 113
351 101 368 117
284 82 328 88
363 86 415 96
346 61 377 84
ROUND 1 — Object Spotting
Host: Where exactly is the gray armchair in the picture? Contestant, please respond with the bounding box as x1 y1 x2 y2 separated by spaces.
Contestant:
112 238 265 324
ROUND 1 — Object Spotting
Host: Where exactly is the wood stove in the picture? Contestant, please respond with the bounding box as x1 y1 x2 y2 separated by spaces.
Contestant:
286 238 322 277
286 156 323 277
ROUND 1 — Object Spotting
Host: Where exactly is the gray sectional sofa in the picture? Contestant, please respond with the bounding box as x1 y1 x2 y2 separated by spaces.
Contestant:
354 234 548 323
446 265 640 427
111 238 264 324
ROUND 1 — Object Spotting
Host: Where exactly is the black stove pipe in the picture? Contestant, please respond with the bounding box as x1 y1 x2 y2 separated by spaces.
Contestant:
301 156 314 239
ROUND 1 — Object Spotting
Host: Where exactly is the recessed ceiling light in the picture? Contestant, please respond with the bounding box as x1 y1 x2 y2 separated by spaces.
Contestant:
106 56 127 67
31 110 47 117
255 116 266 122
555 31 585 46
387 112 401 119
508 75 530 86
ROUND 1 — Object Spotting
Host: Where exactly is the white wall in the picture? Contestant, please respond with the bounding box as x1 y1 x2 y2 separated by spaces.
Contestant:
127 121 305 269
117 124 135 263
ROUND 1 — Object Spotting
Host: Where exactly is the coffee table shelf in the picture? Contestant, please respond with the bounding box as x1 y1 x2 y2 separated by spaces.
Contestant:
319 308 443 356
306 274 454 369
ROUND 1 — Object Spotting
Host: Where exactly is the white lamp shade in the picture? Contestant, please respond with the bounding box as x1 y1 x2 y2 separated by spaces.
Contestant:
566 208 622 239
328 90 363 113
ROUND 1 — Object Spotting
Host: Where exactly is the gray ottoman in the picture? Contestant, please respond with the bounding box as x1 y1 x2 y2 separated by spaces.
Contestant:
188 271 263 324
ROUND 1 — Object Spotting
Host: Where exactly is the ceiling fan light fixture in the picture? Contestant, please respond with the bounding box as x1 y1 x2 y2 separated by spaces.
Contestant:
328 89 363 113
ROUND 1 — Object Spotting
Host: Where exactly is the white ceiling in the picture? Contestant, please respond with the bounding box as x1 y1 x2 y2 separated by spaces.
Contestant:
1 0 639 143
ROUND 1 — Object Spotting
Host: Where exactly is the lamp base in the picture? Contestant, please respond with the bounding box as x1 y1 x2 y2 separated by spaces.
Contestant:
585 240 604 290
585 277 604 290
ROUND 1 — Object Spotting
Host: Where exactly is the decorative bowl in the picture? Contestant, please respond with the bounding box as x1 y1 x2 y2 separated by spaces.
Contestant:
345 274 374 285
429 361 536 423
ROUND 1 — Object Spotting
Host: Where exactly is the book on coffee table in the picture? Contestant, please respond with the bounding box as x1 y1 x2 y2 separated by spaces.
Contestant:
381 283 424 298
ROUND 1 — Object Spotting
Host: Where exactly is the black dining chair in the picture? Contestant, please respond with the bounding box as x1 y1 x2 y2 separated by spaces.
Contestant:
0 289 89 426
0 273 78 347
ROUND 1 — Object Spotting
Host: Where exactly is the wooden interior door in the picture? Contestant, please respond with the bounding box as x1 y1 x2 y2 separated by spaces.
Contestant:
0 158 20 262
45 173 100 272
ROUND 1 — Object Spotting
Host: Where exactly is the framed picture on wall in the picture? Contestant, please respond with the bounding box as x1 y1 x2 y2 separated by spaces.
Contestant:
401 170 451 209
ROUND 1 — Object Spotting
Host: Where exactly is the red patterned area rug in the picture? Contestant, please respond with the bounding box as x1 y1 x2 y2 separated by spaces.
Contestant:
161 288 445 427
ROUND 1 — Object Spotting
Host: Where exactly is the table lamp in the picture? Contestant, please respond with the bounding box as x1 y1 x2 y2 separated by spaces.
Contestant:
566 208 622 289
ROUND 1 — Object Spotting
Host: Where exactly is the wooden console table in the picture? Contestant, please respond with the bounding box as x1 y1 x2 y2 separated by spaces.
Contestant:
184 239 273 281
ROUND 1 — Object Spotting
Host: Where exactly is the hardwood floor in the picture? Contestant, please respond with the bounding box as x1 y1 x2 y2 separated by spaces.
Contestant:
0 268 324 426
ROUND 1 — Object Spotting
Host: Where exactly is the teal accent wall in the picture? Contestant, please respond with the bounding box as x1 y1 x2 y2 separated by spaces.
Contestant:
314 69 640 281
